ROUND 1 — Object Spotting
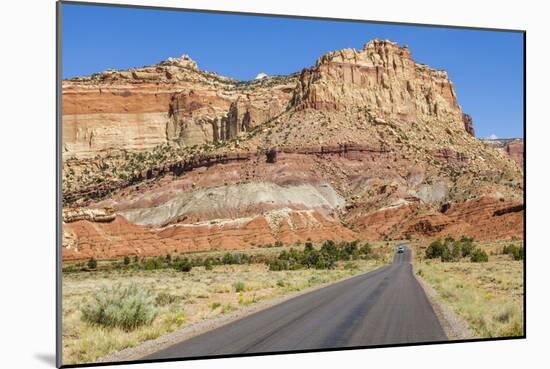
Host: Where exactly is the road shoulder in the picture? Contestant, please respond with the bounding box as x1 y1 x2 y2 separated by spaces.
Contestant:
410 251 474 340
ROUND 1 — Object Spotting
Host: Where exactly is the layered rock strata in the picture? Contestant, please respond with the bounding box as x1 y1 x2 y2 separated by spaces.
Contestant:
62 40 524 260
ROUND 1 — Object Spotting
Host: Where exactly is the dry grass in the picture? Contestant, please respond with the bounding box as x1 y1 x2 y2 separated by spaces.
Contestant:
413 240 524 338
62 251 387 365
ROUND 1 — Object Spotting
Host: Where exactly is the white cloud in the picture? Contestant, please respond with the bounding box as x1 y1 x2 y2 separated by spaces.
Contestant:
487 134 499 140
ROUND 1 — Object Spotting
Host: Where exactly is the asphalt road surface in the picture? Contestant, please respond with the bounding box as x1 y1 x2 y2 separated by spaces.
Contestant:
144 246 447 360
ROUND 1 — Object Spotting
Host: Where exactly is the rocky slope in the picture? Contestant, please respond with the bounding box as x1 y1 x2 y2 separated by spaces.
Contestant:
481 138 524 167
62 40 524 261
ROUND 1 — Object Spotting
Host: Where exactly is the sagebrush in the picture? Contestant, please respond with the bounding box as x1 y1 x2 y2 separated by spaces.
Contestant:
80 283 158 331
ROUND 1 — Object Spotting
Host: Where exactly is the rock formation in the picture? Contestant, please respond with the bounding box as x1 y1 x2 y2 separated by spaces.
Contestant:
462 114 475 136
62 40 524 260
62 55 296 159
481 138 524 167
294 41 459 121
63 207 116 223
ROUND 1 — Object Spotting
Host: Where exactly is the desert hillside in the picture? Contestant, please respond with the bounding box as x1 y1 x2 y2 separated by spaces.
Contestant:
480 138 524 167
62 40 524 261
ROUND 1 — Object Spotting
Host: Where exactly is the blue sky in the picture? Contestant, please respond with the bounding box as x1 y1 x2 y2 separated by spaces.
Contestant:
62 3 524 138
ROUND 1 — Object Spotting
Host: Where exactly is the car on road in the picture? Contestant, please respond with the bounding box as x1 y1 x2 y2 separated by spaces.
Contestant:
397 245 405 253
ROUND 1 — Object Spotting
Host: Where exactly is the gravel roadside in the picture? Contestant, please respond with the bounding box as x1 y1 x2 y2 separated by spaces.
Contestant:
410 249 475 340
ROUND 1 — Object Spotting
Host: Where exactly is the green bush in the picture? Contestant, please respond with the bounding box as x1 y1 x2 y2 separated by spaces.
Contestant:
340 240 359 260
234 281 245 292
123 256 130 266
63 264 77 273
144 258 163 270
189 257 204 267
425 240 447 259
81 283 158 331
444 236 456 244
276 248 303 270
155 292 182 306
320 240 338 256
233 253 250 265
426 237 475 262
221 252 250 265
176 258 192 272
438 239 461 262
222 253 234 265
210 302 221 310
303 249 320 268
440 245 454 262
267 240 377 271
512 247 524 261
359 243 372 256
314 254 333 269
503 244 524 260
452 242 462 259
318 240 338 267
470 248 489 262
268 259 288 271
273 240 378 270
87 258 97 270
502 244 516 255
459 236 475 257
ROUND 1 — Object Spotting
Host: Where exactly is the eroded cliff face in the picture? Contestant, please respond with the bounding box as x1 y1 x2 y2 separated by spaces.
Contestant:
294 40 460 122
506 140 524 166
165 89 231 146
62 40 524 260
61 41 477 160
462 114 475 137
62 55 297 159
62 55 211 158
166 76 296 144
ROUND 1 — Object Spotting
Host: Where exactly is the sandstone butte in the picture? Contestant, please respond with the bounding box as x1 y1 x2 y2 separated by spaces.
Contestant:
61 40 524 261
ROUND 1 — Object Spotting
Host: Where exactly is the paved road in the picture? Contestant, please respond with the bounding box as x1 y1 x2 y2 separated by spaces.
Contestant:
144 246 446 360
